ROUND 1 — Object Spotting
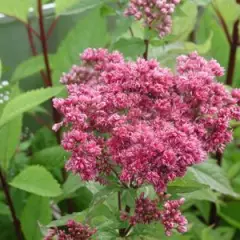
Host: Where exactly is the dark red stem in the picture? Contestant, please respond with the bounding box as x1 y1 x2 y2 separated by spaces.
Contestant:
0 168 24 240
143 39 149 60
226 20 239 86
26 20 48 85
37 0 62 141
212 3 232 45
47 17 60 39
37 0 53 87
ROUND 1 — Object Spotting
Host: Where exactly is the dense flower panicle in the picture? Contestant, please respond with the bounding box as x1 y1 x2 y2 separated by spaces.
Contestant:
121 193 187 236
44 220 96 240
53 48 240 194
125 0 181 37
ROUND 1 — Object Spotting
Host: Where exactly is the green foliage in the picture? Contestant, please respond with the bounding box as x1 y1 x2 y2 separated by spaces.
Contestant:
0 0 30 22
11 55 54 84
111 37 145 59
21 195 51 240
31 146 68 169
219 201 240 229
0 87 63 127
55 0 108 15
52 8 108 85
0 115 22 170
10 165 62 197
31 128 58 153
189 160 238 197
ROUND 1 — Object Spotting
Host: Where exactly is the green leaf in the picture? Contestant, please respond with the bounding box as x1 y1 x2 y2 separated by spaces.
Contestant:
10 165 62 197
171 1 197 41
180 188 218 202
21 195 51 240
122 189 137 208
31 146 68 169
56 0 107 15
47 211 86 227
0 86 63 127
168 171 205 193
111 37 145 59
219 201 240 229
0 59 2 79
0 202 10 216
52 8 108 85
31 128 57 153
0 114 22 170
189 160 238 197
110 17 133 43
11 55 54 83
0 85 22 170
0 0 30 22
62 173 83 196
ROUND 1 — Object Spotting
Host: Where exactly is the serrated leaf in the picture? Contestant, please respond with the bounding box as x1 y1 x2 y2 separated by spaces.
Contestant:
21 195 51 240
52 8 108 85
11 55 54 83
31 146 68 169
10 165 62 197
111 37 145 59
0 0 30 22
189 160 238 197
0 86 63 127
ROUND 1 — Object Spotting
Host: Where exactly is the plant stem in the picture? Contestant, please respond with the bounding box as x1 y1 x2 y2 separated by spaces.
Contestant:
212 2 231 45
26 19 48 85
37 0 62 143
124 224 133 237
226 20 239 86
209 17 239 228
143 39 149 60
47 17 60 39
37 0 53 88
0 168 24 240
118 191 122 211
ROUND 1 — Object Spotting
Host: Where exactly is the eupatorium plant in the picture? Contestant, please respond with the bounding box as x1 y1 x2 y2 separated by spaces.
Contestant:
52 48 240 237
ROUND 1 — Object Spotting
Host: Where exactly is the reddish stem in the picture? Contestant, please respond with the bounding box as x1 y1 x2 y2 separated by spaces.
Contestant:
143 39 149 60
226 20 239 86
0 168 24 240
26 19 48 85
47 17 60 39
212 3 232 45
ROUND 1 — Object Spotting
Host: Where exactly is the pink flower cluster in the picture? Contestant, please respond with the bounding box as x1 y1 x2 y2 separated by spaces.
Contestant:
44 220 96 240
161 198 187 236
121 193 187 236
125 0 181 37
53 48 240 194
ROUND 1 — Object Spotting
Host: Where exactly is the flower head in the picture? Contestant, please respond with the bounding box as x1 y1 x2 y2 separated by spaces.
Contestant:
125 0 181 37
53 48 240 193
44 220 97 240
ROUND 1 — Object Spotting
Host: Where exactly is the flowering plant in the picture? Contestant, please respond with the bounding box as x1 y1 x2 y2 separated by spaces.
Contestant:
0 0 240 240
